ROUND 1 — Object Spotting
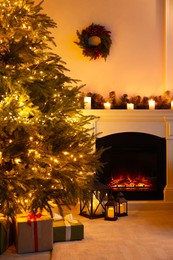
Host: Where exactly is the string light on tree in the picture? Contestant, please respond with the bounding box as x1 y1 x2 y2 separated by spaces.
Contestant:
0 0 103 219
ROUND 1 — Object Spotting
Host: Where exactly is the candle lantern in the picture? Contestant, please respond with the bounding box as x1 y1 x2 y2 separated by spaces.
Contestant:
116 192 128 217
105 194 118 221
80 181 109 219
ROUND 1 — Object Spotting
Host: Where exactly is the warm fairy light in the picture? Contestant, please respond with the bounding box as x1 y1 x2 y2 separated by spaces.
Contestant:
9 139 13 143
14 158 21 164
63 151 69 155
29 137 33 141
28 149 35 154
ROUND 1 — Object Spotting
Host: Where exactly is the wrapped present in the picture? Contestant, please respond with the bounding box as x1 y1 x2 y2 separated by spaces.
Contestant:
53 214 84 242
0 216 13 254
14 213 53 254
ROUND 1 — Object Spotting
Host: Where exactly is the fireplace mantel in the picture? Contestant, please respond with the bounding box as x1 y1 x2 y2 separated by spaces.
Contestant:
82 109 173 201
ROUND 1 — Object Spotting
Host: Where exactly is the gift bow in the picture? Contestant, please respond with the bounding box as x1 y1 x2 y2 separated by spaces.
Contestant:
27 212 42 226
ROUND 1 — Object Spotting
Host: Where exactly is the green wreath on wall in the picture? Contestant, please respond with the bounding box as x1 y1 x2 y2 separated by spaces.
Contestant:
74 23 112 60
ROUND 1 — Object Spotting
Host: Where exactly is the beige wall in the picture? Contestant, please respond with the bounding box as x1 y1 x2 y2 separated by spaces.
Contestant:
38 0 168 98
166 0 173 91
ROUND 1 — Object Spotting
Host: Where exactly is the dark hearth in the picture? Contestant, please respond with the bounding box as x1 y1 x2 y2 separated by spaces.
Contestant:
96 132 166 200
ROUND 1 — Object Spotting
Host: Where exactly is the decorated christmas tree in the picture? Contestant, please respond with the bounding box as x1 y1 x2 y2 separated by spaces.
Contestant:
0 0 102 218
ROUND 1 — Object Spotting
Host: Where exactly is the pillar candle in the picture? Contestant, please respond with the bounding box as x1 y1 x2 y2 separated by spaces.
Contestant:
127 103 134 110
104 102 111 110
84 97 91 109
171 101 173 109
149 99 155 110
120 204 125 214
107 207 114 218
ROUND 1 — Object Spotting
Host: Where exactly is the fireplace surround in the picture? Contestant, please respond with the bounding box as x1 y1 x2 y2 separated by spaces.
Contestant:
96 132 166 200
82 109 173 201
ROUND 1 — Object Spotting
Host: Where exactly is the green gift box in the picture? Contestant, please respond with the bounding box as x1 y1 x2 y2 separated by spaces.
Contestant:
53 219 84 242
0 217 13 254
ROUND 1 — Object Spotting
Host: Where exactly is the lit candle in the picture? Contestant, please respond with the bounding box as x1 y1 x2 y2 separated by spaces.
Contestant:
171 101 173 109
92 195 103 215
127 103 134 110
104 102 111 110
148 99 155 110
84 97 91 109
120 204 125 214
107 207 114 218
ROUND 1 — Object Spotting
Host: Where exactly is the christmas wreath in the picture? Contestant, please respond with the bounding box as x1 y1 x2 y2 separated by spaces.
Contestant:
75 23 112 60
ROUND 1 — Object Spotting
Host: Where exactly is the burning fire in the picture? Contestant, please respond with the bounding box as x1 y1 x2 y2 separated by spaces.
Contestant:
109 174 153 191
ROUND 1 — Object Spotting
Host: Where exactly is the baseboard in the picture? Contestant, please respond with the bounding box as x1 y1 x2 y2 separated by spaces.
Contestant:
128 200 173 210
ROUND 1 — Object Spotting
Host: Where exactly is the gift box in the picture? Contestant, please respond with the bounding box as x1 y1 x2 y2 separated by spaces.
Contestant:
14 213 53 254
0 216 13 254
53 218 84 242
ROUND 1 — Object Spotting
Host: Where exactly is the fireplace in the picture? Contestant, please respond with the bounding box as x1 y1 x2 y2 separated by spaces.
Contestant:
96 132 166 200
82 109 173 201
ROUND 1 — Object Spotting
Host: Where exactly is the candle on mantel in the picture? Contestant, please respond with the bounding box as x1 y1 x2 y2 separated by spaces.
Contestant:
84 97 91 109
127 103 134 110
148 99 155 110
171 100 173 110
104 102 111 110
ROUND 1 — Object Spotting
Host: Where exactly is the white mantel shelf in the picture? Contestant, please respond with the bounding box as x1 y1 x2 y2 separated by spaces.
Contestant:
82 109 173 201
82 109 173 121
82 109 173 138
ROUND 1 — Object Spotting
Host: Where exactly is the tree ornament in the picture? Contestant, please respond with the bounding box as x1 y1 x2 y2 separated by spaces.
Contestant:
75 23 112 60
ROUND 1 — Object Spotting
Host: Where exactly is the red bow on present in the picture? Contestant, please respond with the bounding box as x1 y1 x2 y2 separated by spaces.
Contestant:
27 212 42 226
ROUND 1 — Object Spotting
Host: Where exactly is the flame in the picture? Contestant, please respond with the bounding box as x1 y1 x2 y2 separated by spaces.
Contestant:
109 173 153 191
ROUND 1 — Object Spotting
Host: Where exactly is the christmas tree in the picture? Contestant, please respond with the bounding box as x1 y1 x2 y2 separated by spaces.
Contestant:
0 0 102 218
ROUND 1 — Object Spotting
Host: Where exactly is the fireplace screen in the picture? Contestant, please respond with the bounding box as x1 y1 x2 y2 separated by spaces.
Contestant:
96 132 166 200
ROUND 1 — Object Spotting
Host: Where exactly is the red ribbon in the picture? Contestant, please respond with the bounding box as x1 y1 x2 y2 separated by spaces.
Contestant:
27 212 42 252
27 212 42 225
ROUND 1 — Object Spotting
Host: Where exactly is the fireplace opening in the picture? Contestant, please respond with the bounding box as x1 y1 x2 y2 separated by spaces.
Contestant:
96 132 166 200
